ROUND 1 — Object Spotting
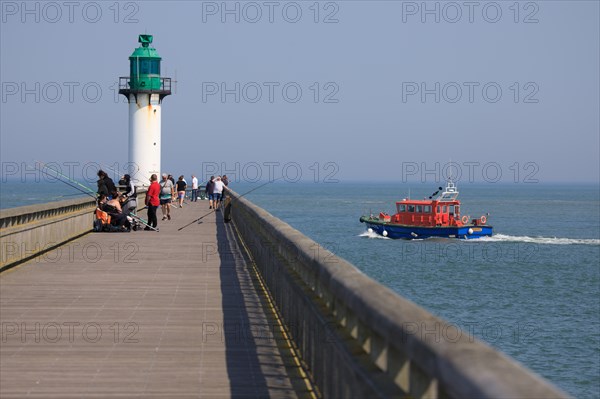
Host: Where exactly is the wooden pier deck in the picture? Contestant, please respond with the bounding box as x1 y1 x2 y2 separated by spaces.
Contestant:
0 201 310 398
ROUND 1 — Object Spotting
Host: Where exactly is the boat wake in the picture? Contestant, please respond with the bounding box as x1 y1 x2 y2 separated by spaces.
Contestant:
358 231 599 245
476 234 600 246
358 231 390 240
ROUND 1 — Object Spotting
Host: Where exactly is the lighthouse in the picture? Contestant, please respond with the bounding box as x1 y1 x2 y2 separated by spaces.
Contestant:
119 34 171 187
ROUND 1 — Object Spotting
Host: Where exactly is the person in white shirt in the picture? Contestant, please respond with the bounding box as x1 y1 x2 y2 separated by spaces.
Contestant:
212 176 225 211
191 175 199 202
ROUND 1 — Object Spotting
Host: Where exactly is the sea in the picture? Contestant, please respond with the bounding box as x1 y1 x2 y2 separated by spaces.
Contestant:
1 179 599 398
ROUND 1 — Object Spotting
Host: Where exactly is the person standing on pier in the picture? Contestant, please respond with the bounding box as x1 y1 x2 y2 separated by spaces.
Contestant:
191 175 199 202
206 176 215 209
97 170 116 198
121 174 137 215
160 174 175 220
176 175 187 208
213 176 225 211
145 174 160 230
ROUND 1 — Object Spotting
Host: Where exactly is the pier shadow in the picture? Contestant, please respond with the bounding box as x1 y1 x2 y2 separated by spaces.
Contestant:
215 213 287 398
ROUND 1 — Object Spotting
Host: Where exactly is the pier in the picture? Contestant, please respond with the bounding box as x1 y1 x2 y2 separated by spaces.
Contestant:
0 192 569 398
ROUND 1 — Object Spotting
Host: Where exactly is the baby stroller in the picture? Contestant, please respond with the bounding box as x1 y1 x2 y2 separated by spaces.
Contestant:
126 206 159 231
122 197 137 216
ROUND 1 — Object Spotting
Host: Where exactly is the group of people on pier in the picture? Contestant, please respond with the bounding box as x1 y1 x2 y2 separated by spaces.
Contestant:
205 175 228 210
95 170 229 232
96 171 137 231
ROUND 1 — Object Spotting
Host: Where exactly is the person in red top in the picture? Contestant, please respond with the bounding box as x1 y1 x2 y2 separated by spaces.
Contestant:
145 174 160 231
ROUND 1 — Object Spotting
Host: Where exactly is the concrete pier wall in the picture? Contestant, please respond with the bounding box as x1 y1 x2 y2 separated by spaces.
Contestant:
227 189 569 399
0 197 96 271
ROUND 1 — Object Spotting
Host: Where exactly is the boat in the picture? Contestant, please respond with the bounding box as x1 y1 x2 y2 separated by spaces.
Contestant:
359 181 493 239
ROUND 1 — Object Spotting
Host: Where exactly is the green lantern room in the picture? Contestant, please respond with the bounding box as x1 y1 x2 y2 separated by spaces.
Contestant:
129 34 161 91
119 34 171 99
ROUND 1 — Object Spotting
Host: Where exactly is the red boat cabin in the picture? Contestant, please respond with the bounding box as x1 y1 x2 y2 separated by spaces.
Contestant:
390 181 467 227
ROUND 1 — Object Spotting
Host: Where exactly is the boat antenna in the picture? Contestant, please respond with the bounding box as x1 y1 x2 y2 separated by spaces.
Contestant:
447 158 458 184
429 186 443 199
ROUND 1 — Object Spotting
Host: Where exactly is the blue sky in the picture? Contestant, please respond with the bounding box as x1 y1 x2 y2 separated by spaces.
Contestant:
1 1 599 184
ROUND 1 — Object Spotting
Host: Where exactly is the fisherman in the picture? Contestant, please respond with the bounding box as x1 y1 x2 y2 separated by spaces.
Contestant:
120 174 137 215
104 190 131 231
97 170 117 198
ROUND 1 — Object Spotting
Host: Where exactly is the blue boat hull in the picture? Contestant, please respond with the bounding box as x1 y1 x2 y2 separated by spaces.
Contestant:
360 217 493 240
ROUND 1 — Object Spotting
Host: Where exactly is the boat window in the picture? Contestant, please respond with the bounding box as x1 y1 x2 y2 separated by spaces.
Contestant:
449 205 455 215
442 205 447 213
398 204 406 212
407 205 415 212
455 205 460 215
424 205 432 213
437 205 440 213
416 205 423 213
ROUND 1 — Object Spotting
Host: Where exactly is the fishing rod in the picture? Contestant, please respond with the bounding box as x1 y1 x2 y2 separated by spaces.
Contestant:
34 163 97 200
128 210 159 232
96 162 123 185
38 160 97 194
97 162 146 187
177 177 283 231
35 160 97 195
50 192 89 200
53 192 89 198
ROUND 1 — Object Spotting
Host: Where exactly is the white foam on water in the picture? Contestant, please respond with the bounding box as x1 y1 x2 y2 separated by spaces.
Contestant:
358 231 390 240
476 234 600 246
357 231 599 245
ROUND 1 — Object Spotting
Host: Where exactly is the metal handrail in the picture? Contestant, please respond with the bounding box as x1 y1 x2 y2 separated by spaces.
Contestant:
227 188 571 399
118 77 172 92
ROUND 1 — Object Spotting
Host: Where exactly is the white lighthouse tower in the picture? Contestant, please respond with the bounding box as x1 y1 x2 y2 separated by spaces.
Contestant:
119 34 171 187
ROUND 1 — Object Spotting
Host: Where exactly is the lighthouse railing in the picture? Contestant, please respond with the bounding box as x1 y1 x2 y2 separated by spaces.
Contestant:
118 77 172 94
